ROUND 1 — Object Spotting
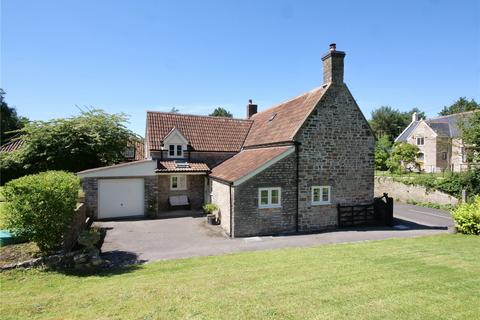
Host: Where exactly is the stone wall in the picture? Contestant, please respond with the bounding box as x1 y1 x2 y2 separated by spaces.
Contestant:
81 178 98 218
375 177 458 206
144 176 158 215
406 121 437 172
157 174 205 213
210 179 231 235
63 203 87 252
295 83 375 232
233 153 297 237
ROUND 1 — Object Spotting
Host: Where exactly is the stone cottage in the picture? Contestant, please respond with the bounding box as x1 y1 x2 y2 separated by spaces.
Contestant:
395 111 479 172
78 44 375 237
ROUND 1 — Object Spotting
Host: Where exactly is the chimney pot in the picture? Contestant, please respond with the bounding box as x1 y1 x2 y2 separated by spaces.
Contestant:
247 99 258 118
321 43 346 84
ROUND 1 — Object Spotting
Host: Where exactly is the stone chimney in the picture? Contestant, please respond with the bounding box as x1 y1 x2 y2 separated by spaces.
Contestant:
412 112 419 122
247 99 257 118
321 43 346 84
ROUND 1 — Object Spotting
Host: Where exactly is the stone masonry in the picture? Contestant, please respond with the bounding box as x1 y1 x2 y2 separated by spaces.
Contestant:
232 152 297 237
157 175 205 213
295 83 375 232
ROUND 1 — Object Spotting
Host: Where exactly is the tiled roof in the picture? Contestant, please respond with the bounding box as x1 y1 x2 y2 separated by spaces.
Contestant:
146 112 252 152
243 86 328 147
396 110 479 141
396 121 419 142
210 146 293 183
156 161 210 172
0 138 24 152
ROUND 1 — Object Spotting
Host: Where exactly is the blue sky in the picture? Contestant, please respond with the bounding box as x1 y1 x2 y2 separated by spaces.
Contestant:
1 0 479 135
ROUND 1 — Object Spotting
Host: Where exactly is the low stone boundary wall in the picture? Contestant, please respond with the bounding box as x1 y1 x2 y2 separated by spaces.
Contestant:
63 203 87 252
374 177 459 206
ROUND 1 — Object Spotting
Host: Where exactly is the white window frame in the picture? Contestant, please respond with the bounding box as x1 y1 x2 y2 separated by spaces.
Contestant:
311 186 331 205
170 175 187 190
416 137 424 146
258 187 281 209
168 144 183 158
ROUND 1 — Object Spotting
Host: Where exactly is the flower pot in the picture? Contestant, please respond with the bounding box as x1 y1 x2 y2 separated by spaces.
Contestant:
207 214 216 225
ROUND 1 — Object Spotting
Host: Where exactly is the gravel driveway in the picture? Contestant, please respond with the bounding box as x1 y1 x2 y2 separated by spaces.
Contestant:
94 204 453 264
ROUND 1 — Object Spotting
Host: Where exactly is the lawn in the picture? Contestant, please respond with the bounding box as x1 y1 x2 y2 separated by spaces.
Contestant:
1 234 479 320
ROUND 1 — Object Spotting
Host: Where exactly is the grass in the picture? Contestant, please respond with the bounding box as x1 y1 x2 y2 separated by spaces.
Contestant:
1 234 479 320
405 199 455 211
0 242 40 268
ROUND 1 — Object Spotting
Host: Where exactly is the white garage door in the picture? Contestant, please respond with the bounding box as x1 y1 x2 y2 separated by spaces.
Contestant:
98 179 145 219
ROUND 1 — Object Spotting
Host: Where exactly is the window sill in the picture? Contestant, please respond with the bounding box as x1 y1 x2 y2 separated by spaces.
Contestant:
171 188 187 191
258 205 282 209
311 202 331 206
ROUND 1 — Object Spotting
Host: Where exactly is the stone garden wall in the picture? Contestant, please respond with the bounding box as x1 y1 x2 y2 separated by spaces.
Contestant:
374 177 459 206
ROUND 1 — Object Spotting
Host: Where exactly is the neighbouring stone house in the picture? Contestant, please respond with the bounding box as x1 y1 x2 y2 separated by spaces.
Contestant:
395 111 479 172
78 44 375 237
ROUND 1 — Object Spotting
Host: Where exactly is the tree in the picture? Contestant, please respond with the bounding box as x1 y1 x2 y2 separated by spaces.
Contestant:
0 89 28 143
209 107 233 118
370 106 426 142
386 142 420 173
375 135 392 171
459 111 480 162
439 97 480 116
0 109 133 184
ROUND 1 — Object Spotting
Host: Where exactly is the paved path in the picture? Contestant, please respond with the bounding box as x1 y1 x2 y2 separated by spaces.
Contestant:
95 204 454 264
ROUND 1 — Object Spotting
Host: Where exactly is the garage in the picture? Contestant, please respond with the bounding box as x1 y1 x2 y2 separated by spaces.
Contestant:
98 178 145 219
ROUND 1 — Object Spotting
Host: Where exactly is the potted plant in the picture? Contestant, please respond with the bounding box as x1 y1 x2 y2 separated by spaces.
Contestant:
203 203 219 225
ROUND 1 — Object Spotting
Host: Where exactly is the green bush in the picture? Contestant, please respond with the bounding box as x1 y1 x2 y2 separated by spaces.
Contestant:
202 203 219 214
1 171 80 253
452 196 480 235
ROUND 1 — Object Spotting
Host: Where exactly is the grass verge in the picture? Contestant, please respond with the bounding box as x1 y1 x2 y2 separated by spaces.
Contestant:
1 234 479 320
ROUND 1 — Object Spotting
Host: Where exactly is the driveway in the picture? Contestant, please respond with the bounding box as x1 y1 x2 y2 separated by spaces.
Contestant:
95 204 454 264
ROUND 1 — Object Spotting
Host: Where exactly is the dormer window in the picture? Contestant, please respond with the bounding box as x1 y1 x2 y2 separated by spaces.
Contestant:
168 144 183 158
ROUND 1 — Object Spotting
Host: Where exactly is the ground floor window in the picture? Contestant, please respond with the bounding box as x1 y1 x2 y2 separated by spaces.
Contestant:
258 187 281 208
311 186 331 205
170 175 187 190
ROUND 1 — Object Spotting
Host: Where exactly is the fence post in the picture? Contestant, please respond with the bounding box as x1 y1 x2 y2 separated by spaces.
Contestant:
462 189 468 203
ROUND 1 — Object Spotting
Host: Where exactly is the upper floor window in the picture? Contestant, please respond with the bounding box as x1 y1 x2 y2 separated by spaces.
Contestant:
441 152 448 160
258 187 281 209
416 137 424 146
170 175 187 190
168 144 183 158
312 186 331 205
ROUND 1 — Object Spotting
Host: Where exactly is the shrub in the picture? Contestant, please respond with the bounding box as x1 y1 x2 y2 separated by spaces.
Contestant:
452 196 480 235
1 171 80 253
202 203 219 214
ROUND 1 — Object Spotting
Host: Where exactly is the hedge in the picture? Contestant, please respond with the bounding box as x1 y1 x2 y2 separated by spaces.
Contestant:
1 171 80 253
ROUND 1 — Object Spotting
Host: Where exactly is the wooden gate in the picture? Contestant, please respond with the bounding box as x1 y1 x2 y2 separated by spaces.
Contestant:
337 193 394 228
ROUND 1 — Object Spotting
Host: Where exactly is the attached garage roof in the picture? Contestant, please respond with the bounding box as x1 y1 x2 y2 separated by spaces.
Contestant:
77 160 157 178
210 146 295 185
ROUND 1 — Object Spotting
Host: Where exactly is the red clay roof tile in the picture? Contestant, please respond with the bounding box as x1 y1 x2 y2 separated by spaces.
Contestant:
156 161 210 172
243 86 328 147
210 146 293 183
146 112 252 152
